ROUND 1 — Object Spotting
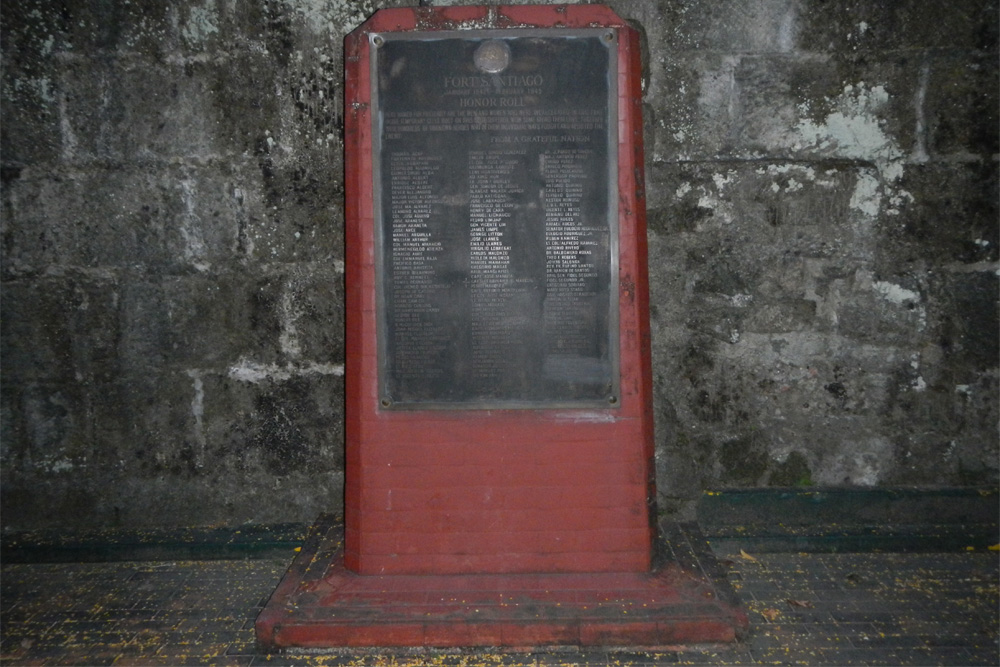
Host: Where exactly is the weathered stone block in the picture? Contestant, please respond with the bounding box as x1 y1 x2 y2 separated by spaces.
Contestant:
802 421 895 486
719 433 771 485
647 50 919 163
646 51 742 161
200 371 345 478
243 155 345 265
117 271 292 374
37 0 173 56
1 276 119 384
105 468 344 528
90 373 199 477
890 433 997 487
651 326 920 492
836 273 929 347
730 55 847 156
928 270 1000 373
657 446 711 505
0 478 101 531
647 161 860 248
741 300 817 333
1 381 90 474
619 0 800 53
798 0 998 53
0 82 61 168
60 59 220 163
58 52 344 167
925 52 1000 158
162 273 273 367
0 2 65 167
2 166 244 275
767 450 813 486
206 51 286 157
1 174 76 277
878 162 999 267
281 265 345 363
646 160 921 356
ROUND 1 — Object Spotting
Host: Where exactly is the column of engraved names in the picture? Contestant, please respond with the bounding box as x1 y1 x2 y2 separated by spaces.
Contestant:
468 149 524 383
543 149 601 355
388 152 445 381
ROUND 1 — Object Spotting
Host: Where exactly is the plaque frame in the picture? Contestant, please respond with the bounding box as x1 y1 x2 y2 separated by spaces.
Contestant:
369 28 621 411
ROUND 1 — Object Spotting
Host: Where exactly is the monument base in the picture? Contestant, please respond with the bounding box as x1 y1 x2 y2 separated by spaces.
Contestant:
256 516 748 651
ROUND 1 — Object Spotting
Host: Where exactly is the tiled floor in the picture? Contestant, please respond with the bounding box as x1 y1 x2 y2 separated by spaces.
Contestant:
2 548 997 665
724 551 999 666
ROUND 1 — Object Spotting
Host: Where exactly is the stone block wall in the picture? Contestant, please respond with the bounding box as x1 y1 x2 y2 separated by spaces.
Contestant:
630 0 998 516
1 0 996 530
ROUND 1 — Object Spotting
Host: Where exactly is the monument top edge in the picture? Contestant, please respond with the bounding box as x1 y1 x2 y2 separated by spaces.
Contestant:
348 4 629 36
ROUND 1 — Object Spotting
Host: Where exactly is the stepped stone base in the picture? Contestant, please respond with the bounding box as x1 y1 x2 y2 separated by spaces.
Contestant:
256 516 748 650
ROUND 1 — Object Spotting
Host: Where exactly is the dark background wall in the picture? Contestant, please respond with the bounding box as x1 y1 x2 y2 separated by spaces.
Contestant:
2 0 996 531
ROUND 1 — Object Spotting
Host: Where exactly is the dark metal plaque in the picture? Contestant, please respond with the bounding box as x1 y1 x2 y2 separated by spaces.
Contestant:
372 29 619 409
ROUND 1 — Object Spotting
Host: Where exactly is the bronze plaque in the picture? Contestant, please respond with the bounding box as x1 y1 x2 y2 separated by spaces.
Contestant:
372 29 619 409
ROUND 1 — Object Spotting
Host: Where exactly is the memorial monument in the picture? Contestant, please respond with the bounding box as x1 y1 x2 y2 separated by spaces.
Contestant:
257 4 747 650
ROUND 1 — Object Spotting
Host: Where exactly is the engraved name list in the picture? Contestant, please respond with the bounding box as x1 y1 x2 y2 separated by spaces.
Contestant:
373 31 618 408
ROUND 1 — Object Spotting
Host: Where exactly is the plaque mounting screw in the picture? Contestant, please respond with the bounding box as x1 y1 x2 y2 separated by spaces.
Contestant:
380 398 392 408
608 395 618 405
603 31 615 43
371 34 384 47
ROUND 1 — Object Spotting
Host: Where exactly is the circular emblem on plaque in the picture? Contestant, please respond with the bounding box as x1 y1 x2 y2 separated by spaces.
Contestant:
474 39 511 74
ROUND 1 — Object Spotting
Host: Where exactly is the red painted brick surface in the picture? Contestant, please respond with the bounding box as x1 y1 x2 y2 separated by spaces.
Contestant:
344 4 654 575
255 517 750 650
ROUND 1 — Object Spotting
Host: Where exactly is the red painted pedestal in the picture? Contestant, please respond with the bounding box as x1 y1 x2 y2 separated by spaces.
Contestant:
344 2 654 578
257 4 747 650
256 516 748 650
